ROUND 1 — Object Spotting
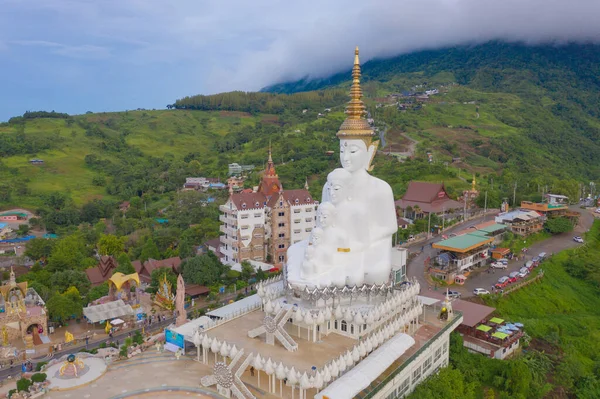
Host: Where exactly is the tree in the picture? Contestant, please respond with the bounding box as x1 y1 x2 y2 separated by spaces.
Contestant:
25 238 55 261
240 261 254 281
46 235 89 272
49 270 91 296
545 217 574 234
115 252 136 275
17 224 30 236
181 254 225 286
140 237 161 263
86 282 109 303
46 291 82 322
97 234 125 256
408 367 476 399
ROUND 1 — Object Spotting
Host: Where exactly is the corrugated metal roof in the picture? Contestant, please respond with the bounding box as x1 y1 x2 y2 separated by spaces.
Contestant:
477 223 507 233
433 234 492 250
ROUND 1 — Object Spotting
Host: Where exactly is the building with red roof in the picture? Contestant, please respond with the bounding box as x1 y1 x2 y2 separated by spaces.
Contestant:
395 181 463 220
219 150 316 268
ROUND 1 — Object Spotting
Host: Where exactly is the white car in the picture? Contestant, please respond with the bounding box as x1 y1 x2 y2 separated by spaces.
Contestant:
473 288 490 296
573 236 584 243
490 262 508 269
595 208 600 214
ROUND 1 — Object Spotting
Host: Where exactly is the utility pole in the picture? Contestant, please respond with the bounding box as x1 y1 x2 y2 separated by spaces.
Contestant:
491 178 493 191
484 191 488 215
463 195 467 221
442 206 445 230
513 182 517 208
427 212 432 239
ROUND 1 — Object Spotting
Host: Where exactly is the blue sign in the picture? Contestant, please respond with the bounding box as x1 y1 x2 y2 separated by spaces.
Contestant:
165 329 185 350
219 286 225 294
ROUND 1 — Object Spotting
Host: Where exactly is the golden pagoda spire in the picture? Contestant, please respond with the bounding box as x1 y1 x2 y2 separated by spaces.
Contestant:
472 174 476 191
337 47 376 148
268 139 273 163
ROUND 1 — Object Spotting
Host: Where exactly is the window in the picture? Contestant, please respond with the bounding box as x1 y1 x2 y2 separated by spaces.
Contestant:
294 219 301 224
305 227 312 232
295 199 299 204
334 320 338 329
443 343 448 354
399 378 410 395
435 347 442 362
278 255 285 262
278 244 285 249
255 201 260 207
350 324 354 334
294 209 301 213
242 203 247 208
278 212 285 217
363 324 367 331
241 214 249 219
254 213 262 218
280 201 283 206
278 222 285 227
423 357 432 372
306 207 313 212
341 320 347 332
412 366 422 381
241 225 249 230
278 233 285 238
305 217 312 222
294 229 301 234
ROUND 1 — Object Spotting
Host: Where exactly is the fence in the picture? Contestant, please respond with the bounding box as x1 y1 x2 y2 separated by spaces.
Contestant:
501 271 544 296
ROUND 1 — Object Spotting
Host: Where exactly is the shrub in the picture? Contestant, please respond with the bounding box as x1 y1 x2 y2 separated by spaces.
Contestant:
16 377 32 392
133 331 144 345
35 361 47 372
31 373 47 383
8 389 16 398
99 342 107 348
119 345 128 358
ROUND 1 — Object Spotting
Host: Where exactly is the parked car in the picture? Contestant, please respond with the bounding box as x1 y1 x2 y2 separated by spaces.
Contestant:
518 268 529 278
538 252 547 260
447 290 461 299
507 275 518 283
509 271 521 279
532 256 540 266
525 261 534 271
573 236 584 243
490 261 508 269
595 208 600 214
495 277 510 289
473 288 490 296
498 258 509 265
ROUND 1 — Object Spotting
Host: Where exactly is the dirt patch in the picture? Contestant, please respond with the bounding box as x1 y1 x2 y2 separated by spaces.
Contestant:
260 115 281 125
386 129 412 152
219 111 252 118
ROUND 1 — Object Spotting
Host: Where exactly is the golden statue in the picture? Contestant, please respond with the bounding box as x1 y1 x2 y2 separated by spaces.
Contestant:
105 321 112 335
65 331 74 343
2 326 8 346
59 354 85 377
472 174 477 192
154 273 175 310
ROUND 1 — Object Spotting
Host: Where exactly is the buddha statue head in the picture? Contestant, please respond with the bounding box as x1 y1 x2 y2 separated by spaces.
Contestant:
310 227 324 247
317 202 337 229
327 168 353 204
337 48 378 172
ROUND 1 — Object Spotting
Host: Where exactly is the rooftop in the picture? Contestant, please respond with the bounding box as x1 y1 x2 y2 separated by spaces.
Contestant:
420 292 495 327
204 309 358 373
432 234 493 253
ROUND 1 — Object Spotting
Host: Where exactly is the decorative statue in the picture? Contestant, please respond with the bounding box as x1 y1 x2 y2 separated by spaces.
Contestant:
286 47 397 288
154 273 175 310
2 326 8 347
175 274 187 327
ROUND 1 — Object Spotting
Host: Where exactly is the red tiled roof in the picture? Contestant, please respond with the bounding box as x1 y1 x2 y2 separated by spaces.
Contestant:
283 189 314 205
395 198 463 213
132 260 143 274
402 181 448 203
230 192 267 210
85 256 118 286
422 292 496 327
185 284 210 297
204 238 221 251
397 217 411 226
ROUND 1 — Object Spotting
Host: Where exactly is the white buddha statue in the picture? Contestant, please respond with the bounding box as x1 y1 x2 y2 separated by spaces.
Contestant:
286 47 398 288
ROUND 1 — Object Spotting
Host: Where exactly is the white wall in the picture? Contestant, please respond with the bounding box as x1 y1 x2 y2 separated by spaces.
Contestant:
290 204 317 244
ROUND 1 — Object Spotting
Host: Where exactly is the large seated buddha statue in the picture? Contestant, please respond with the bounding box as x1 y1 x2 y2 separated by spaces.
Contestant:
286 47 398 289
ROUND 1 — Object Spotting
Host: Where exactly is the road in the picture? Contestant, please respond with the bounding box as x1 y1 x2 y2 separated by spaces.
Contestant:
0 317 175 381
405 211 500 289
407 206 595 298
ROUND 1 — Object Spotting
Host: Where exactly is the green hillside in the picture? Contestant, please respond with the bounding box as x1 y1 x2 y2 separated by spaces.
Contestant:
2 41 599 227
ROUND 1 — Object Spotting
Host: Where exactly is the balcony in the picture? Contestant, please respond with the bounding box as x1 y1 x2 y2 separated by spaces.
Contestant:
219 205 236 214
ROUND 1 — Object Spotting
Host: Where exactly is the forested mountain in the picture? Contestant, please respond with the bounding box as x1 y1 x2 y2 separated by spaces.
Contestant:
264 42 600 183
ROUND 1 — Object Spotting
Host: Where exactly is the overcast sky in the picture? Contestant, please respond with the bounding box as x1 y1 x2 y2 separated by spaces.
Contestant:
1 0 600 121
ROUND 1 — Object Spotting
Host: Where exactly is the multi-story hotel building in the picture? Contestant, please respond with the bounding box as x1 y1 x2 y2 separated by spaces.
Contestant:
219 151 317 267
